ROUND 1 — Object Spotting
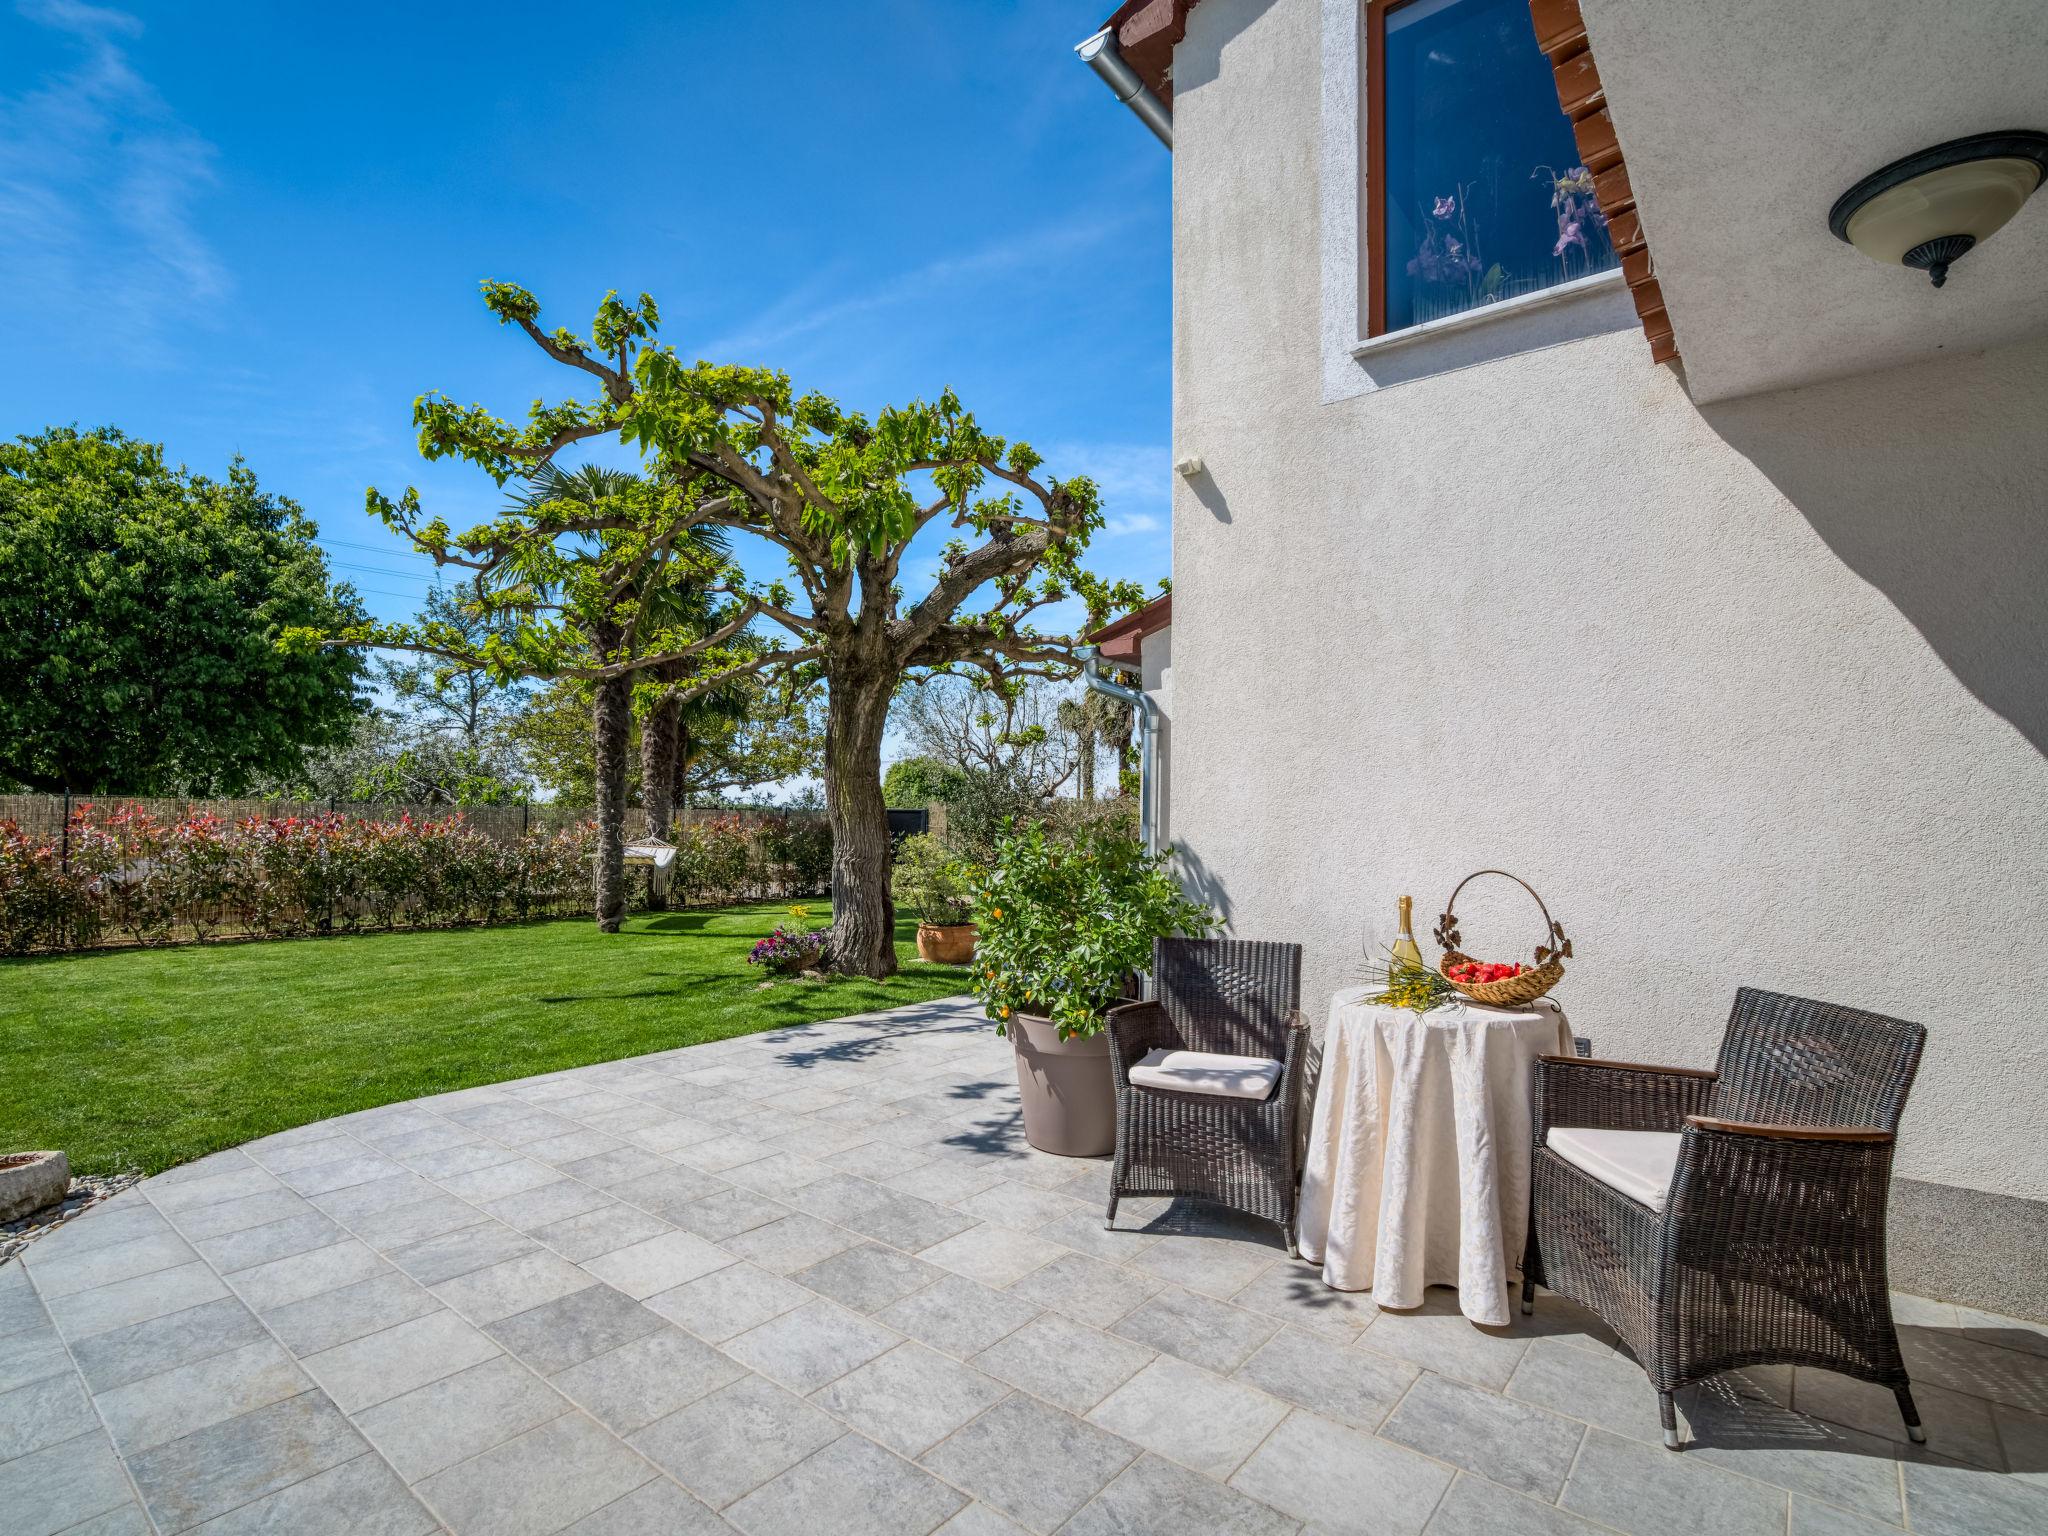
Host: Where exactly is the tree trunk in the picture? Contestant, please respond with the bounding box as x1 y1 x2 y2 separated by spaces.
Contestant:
639 692 679 910
822 670 896 978
592 672 630 932
671 716 691 815
1077 718 1097 804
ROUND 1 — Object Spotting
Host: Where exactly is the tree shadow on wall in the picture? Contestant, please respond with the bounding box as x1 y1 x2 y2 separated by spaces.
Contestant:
1700 342 2048 758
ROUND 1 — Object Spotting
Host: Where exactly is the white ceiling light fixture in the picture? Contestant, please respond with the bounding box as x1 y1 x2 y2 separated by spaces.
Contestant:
1829 130 2048 288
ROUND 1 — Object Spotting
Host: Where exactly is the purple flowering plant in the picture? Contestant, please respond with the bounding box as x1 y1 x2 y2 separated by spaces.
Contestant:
748 904 827 973
1539 164 1607 270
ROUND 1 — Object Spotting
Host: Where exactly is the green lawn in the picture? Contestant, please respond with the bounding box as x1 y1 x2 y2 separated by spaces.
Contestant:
0 906 975 1176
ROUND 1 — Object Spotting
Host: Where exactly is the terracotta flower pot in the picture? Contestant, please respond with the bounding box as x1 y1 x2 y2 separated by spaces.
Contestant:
916 922 978 963
1008 1013 1115 1157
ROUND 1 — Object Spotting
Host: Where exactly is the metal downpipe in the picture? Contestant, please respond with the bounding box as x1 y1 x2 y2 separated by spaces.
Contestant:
1074 27 1172 148
1080 646 1159 856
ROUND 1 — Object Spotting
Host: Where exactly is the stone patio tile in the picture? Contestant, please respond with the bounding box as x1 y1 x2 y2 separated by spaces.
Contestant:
724 1298 900 1393
304 1308 501 1411
481 1179 616 1235
0 1430 136 1536
876 1270 1041 1360
1794 1368 2002 1468
631 1373 842 1509
347 1190 490 1251
1381 1369 1585 1501
26 1228 197 1299
1425 1472 1614 1536
194 1210 345 1274
1228 1409 1453 1536
1110 1286 1279 1375
1358 1297 1531 1392
1506 1334 1676 1444
521 1130 626 1167
0 1370 100 1462
534 1202 673 1262
559 1477 734 1535
720 1152 834 1197
970 1312 1154 1416
184 1449 438 1535
920 1392 1138 1535
261 1270 441 1357
558 1146 675 1188
726 1430 966 1536
784 1171 896 1224
884 1160 1009 1207
275 1150 405 1197
720 1212 862 1275
361 1121 480 1159
1127 1234 1280 1301
307 1173 446 1225
583 1230 734 1299
230 1234 391 1312
1031 1210 1164 1266
127 1390 368 1534
0 1321 71 1392
1094 1354 1291 1479
632 1115 730 1153
432 1250 597 1324
95 1338 310 1455
146 1166 284 1213
397 1139 523 1179
549 1325 745 1434
820 1140 932 1181
1901 1449 2048 1536
952 1181 1089 1233
813 1341 1010 1457
26 1200 172 1260
1903 1328 2048 1415
354 1354 570 1481
646 1262 815 1343
1006 1252 1164 1331
578 1102 680 1136
1232 1325 1418 1432
1957 1307 2048 1361
1680 1379 1907 1523
1227 1256 1379 1341
917 1224 1065 1289
0 1259 46 1336
417 1411 656 1536
675 1133 779 1175
389 1220 540 1285
46 1261 230 1341
668 1186 792 1241
1559 1428 1790 1536
794 1242 945 1314
609 1164 736 1221
1063 1452 1300 1536
486 1283 664 1374
49 1501 152 1535
439 1159 565 1205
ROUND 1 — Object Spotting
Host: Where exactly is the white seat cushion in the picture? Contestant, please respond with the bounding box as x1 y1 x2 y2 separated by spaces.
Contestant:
1129 1048 1282 1101
1545 1127 1683 1213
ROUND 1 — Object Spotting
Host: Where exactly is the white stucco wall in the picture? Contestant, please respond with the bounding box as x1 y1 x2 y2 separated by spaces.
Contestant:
1166 0 2048 1205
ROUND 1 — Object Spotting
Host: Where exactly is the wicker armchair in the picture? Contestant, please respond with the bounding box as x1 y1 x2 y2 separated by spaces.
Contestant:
1104 938 1307 1253
1523 986 1927 1450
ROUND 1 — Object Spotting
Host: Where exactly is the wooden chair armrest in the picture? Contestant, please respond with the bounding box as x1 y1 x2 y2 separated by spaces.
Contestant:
1684 1115 1893 1144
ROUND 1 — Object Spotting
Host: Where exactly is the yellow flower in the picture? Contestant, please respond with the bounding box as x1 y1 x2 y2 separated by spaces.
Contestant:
991 908 1002 920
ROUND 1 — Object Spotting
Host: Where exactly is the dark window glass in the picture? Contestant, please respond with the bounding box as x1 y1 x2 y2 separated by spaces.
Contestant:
1380 0 1615 331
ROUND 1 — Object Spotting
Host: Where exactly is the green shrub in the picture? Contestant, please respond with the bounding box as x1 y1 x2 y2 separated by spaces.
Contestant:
892 834 977 925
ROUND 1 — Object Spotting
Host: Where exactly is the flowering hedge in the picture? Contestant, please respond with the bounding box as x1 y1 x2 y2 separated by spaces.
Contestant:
0 806 595 954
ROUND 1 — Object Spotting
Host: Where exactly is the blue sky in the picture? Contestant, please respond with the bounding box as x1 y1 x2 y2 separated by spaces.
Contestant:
0 0 1171 647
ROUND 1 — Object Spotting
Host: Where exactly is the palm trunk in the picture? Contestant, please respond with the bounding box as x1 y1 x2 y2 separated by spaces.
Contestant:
671 716 691 816
822 670 896 978
592 672 630 932
640 692 679 910
1078 719 1097 804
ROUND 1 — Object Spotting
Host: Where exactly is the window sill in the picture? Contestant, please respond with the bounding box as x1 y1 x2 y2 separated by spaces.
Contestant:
1350 267 1626 360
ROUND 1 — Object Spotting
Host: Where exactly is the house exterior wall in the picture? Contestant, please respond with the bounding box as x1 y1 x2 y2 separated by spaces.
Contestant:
1165 0 2048 1315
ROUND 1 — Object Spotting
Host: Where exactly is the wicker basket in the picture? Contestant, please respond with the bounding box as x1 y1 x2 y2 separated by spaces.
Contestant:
1432 869 1572 1007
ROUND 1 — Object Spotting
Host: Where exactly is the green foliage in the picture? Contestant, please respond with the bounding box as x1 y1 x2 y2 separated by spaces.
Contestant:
882 756 964 810
1 427 367 793
971 823 1215 1040
891 834 977 925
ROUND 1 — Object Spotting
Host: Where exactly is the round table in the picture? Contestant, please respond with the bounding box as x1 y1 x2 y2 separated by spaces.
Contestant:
1297 986 1571 1325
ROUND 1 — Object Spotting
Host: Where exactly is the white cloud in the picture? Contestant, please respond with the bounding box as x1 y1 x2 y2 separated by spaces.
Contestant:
0 1 226 357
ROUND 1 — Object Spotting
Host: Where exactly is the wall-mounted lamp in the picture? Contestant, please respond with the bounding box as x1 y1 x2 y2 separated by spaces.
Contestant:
1829 130 2048 288
1174 456 1205 478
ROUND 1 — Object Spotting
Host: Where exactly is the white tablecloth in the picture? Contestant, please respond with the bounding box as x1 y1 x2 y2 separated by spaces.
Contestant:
1297 986 1570 1325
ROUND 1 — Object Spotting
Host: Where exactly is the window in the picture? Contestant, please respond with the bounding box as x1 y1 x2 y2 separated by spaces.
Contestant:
1366 0 1615 335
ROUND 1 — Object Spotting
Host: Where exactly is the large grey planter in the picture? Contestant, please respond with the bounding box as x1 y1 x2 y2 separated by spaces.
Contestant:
0 1151 70 1222
1009 1014 1115 1157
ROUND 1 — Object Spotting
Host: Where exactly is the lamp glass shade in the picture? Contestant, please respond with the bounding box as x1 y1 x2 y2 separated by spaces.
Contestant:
1842 156 2044 265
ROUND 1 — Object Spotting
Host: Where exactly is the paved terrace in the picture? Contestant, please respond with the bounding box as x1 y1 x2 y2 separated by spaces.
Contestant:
2 997 2044 1536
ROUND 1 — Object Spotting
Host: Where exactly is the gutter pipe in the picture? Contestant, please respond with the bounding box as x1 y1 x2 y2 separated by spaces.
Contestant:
1075 27 1172 148
1080 645 1160 856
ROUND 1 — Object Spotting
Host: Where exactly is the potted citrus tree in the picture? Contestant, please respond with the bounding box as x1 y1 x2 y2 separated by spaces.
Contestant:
972 822 1215 1156
892 835 979 962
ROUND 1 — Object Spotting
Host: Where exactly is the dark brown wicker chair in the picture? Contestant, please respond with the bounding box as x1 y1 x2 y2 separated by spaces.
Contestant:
1523 986 1927 1450
1104 938 1307 1253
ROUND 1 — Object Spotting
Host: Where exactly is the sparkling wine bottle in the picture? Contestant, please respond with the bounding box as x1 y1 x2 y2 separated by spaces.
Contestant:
1390 895 1424 978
